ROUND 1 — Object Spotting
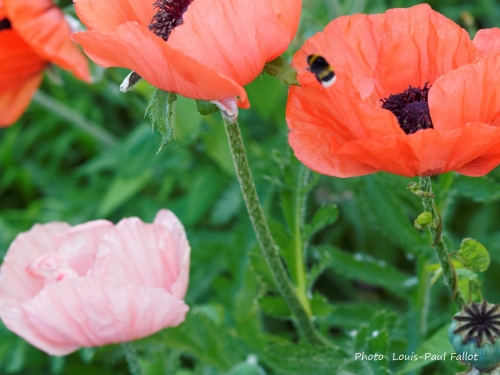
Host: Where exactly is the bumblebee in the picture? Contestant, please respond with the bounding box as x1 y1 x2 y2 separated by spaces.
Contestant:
306 54 336 87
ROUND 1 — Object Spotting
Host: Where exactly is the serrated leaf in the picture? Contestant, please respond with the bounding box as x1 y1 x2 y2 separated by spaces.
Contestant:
356 174 428 254
453 175 500 203
310 292 334 317
258 295 290 319
307 248 332 290
319 245 412 297
146 89 177 152
263 56 300 86
305 204 339 239
196 99 219 115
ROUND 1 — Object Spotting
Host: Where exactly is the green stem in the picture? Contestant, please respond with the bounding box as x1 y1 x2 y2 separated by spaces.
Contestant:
419 176 465 308
121 342 144 375
223 114 324 345
33 91 117 147
294 165 311 316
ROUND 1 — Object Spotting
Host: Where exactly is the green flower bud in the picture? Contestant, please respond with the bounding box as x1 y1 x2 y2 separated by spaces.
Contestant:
449 301 500 372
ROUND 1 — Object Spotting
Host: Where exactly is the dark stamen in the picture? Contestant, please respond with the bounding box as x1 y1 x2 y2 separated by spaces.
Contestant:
149 0 193 41
0 18 12 31
381 83 433 135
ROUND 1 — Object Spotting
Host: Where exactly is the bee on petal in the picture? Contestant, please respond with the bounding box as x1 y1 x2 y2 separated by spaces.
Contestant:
307 54 336 88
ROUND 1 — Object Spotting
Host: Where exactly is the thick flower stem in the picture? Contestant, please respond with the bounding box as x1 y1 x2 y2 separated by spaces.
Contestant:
419 176 465 308
222 114 324 345
122 342 145 375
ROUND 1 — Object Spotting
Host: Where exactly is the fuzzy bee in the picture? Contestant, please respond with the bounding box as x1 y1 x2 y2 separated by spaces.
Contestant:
306 54 336 88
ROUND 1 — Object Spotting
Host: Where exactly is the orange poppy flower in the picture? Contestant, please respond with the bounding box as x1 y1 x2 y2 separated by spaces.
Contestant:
287 4 500 178
72 0 302 115
0 0 90 127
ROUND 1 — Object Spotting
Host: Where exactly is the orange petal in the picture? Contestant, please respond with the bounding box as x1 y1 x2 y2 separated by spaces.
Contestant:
4 0 90 82
450 123 500 176
338 136 418 177
269 0 302 40
73 0 154 32
287 78 403 177
429 53 500 131
373 4 478 100
168 0 299 87
292 13 385 101
73 22 248 106
0 29 47 90
473 28 500 58
0 73 42 127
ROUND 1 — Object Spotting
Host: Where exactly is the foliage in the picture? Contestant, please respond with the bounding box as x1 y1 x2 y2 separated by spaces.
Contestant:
1 1 500 374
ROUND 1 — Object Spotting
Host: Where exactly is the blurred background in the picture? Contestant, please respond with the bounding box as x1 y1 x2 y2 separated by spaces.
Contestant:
1 0 500 374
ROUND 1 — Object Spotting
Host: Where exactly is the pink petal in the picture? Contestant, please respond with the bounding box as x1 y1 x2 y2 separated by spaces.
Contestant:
21 278 188 355
53 220 113 276
0 222 71 302
90 212 189 296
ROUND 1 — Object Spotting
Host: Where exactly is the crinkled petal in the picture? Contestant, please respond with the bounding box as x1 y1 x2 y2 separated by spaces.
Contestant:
169 0 295 87
0 30 46 92
153 210 190 299
429 53 500 130
53 220 114 276
0 73 42 127
338 123 500 177
0 223 71 302
20 278 188 355
374 4 478 99
73 0 153 32
4 0 90 81
287 78 404 177
473 28 500 58
73 23 248 107
292 13 385 101
338 135 419 177
89 213 188 296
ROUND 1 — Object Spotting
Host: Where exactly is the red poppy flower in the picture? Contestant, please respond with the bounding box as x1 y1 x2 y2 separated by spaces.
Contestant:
0 0 90 127
72 0 302 114
287 4 500 177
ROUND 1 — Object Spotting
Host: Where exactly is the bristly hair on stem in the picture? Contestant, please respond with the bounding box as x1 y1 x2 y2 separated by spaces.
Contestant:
149 0 193 41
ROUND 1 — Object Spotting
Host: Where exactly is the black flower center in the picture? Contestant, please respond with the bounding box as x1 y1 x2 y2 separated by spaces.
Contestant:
149 0 193 41
453 301 500 347
381 83 434 135
0 18 12 31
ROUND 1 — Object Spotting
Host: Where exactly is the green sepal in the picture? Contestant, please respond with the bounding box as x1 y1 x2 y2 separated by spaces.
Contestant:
263 56 300 86
196 100 219 115
146 89 177 153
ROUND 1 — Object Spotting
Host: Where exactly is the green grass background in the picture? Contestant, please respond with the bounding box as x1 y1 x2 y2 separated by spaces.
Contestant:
1 0 500 374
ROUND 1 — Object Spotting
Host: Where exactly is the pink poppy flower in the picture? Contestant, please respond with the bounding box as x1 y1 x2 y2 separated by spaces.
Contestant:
0 209 190 356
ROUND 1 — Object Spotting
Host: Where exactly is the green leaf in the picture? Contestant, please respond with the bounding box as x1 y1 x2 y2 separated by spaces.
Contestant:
310 292 334 317
146 89 177 152
305 204 339 239
319 245 412 297
319 303 395 329
258 295 290 319
227 362 267 375
97 171 152 217
396 325 455 375
453 175 500 203
457 238 490 272
307 248 332 290
263 342 348 375
263 56 300 86
196 100 219 115
210 183 243 225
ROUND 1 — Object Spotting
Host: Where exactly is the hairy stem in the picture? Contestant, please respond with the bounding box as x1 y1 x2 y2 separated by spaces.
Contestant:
419 176 465 308
122 342 144 375
223 114 324 345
